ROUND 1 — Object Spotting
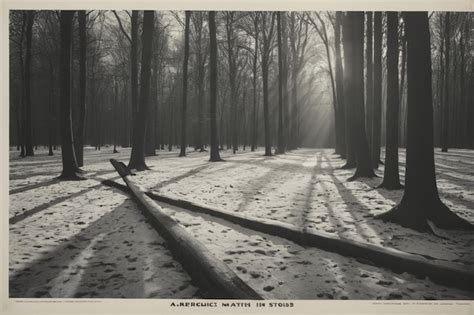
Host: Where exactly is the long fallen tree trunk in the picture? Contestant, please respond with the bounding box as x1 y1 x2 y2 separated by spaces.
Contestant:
109 159 262 299
104 169 474 292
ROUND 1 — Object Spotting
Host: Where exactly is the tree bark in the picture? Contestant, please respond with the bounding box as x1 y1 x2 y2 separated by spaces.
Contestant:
23 11 35 156
334 12 346 158
365 12 373 155
441 12 450 152
261 13 275 156
208 11 222 161
193 13 205 152
75 10 86 166
48 58 55 156
341 13 356 169
179 11 191 157
251 14 259 152
128 11 155 170
276 12 287 154
145 52 157 156
379 12 402 189
131 11 139 131
376 12 473 232
398 27 407 148
59 10 83 180
113 79 119 153
226 13 238 154
348 12 375 181
371 12 382 167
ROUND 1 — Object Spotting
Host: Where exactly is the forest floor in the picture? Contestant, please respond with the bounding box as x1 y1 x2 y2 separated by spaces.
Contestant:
8 146 474 299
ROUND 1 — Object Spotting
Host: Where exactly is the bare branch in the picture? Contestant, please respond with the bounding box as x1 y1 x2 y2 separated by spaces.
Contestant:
112 10 132 43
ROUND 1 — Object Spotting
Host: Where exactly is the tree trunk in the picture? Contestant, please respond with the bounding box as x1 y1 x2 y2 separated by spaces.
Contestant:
441 12 450 152
75 10 86 166
113 80 119 153
365 12 373 155
17 12 26 157
459 16 466 148
23 11 35 156
48 58 55 156
371 12 382 167
59 10 82 180
398 27 407 148
194 14 205 152
334 12 346 158
379 12 402 189
341 12 356 169
226 13 238 154
208 11 222 161
282 13 289 153
179 11 191 157
262 55 272 156
145 53 157 156
131 11 139 129
376 12 473 232
128 11 155 170
348 12 375 180
251 15 259 152
277 12 286 154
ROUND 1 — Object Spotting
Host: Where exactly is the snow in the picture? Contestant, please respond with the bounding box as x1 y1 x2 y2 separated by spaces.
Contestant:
8 146 474 299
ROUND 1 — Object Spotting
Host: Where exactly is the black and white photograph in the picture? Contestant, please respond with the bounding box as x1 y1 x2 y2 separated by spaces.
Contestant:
4 0 474 307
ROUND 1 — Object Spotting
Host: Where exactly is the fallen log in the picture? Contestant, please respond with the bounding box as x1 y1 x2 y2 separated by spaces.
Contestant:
103 174 474 292
108 159 262 300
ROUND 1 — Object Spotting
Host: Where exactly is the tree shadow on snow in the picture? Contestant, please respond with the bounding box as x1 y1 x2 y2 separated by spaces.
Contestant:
9 196 195 298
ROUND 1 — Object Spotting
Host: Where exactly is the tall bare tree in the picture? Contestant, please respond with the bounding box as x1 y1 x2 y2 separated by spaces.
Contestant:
259 12 276 156
208 11 222 162
59 10 82 180
348 11 375 181
128 10 155 170
75 10 87 166
441 12 450 152
23 11 35 156
371 12 382 167
379 12 402 189
377 12 473 232
179 11 191 157
277 12 288 154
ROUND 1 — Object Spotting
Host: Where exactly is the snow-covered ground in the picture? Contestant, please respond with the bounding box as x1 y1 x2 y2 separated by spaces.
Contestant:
8 146 474 299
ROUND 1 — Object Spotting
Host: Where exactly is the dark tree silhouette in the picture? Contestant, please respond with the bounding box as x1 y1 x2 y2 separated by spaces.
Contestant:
131 11 139 124
276 12 288 154
191 12 206 152
398 25 407 147
208 11 222 162
334 12 346 158
225 12 239 154
365 12 373 154
23 11 35 157
58 10 83 180
371 12 382 168
341 13 356 169
75 10 87 166
251 13 259 152
128 10 155 170
379 11 402 190
441 12 450 152
260 12 276 156
179 11 191 157
348 12 375 181
376 12 473 232
16 12 27 157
